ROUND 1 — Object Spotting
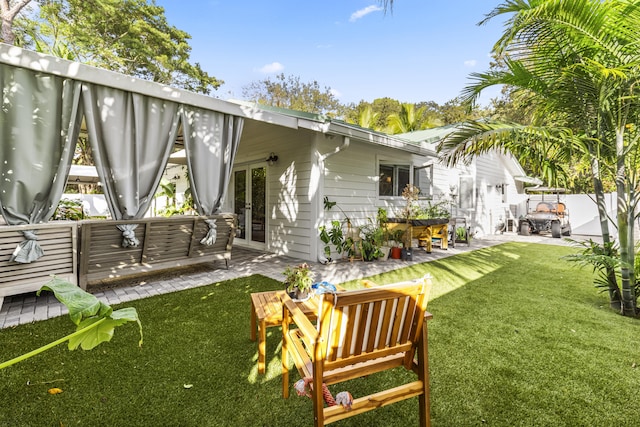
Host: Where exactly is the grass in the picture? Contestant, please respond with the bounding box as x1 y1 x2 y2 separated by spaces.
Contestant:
2 242 640 426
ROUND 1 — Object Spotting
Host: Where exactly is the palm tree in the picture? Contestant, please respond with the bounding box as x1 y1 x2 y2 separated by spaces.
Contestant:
438 0 640 316
386 103 432 134
356 105 381 130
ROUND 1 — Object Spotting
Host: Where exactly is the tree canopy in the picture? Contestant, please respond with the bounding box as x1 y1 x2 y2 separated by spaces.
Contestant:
14 0 221 94
242 73 343 117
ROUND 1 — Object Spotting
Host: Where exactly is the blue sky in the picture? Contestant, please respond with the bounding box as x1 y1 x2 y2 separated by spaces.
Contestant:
155 1 506 106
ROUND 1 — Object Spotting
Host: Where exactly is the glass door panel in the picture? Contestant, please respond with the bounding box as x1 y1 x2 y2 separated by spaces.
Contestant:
233 164 266 246
233 169 247 240
250 166 266 243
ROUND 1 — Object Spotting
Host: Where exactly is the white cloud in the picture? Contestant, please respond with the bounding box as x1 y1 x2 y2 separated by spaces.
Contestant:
257 62 284 74
464 59 477 67
349 5 383 22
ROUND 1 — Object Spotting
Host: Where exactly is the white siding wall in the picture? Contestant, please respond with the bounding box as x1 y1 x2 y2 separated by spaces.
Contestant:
267 133 315 260
430 151 529 237
318 138 438 260
223 122 536 260
473 152 528 235
223 122 317 260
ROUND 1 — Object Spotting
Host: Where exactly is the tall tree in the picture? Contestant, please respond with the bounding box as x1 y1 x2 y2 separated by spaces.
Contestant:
439 0 640 316
19 0 221 94
242 73 342 116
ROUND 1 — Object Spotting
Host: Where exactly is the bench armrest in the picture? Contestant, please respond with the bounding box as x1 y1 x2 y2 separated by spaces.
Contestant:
280 292 319 343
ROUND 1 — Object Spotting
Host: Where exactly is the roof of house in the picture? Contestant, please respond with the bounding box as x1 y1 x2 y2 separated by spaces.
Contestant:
228 100 435 156
396 124 538 182
395 124 461 146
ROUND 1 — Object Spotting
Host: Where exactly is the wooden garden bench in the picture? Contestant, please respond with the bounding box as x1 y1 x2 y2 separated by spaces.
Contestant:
281 275 433 426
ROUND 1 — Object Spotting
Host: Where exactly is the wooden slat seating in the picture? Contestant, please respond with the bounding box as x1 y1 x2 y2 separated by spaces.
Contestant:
78 214 236 289
282 275 433 426
0 222 77 310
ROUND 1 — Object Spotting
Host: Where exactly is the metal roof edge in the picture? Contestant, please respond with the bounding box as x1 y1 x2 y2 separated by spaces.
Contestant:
324 122 434 156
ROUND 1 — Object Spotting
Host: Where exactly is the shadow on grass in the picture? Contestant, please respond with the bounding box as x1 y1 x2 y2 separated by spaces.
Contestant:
1 243 640 426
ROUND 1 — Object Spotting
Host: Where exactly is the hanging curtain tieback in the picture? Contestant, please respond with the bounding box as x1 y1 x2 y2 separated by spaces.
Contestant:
200 219 218 246
116 224 140 248
10 230 44 264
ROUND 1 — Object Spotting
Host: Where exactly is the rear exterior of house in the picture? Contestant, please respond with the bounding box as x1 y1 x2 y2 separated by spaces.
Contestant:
221 111 533 262
220 111 436 262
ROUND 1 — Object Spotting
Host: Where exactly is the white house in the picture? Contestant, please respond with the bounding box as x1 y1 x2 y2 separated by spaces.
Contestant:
0 44 536 265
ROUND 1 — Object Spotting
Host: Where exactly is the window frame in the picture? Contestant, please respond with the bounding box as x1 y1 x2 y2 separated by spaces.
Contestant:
377 158 433 200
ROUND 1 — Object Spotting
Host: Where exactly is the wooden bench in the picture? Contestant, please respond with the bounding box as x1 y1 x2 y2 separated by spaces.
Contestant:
78 214 236 289
0 222 77 311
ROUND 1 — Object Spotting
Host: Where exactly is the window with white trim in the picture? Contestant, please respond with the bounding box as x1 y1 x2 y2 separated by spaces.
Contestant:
378 163 433 198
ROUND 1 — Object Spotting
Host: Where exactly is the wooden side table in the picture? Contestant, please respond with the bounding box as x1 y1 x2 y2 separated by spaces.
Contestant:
250 290 320 374
250 286 344 374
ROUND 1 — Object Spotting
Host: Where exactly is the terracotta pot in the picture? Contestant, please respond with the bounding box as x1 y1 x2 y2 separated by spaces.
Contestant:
390 247 402 259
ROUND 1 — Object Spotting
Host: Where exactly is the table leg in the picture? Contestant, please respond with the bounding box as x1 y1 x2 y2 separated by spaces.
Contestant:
250 300 257 341
258 319 266 374
441 225 448 249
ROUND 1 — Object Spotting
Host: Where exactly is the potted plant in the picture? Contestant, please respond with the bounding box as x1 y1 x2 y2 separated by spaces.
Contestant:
283 263 315 301
360 219 385 262
319 220 345 262
319 198 359 262
388 229 404 259
377 208 392 261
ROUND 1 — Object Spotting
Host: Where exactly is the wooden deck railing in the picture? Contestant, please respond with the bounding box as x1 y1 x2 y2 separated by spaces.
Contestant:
0 222 77 310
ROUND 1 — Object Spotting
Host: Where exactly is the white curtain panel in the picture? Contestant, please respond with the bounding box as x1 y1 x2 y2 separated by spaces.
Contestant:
82 85 180 220
0 64 83 262
181 106 243 216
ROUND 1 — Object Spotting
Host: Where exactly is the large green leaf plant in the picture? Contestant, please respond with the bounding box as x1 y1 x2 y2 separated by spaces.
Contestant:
0 277 142 370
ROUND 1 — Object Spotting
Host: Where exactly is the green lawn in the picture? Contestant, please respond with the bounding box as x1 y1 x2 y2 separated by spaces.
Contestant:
2 242 640 426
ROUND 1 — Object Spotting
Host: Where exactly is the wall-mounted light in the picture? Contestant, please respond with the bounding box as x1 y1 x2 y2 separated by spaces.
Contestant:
266 152 279 166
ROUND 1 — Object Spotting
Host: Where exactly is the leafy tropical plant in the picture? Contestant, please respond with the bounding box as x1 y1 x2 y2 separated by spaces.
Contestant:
0 277 142 370
360 219 385 261
319 220 345 260
388 228 405 247
386 103 428 134
282 263 314 295
319 197 357 260
564 239 622 299
455 226 469 242
416 199 451 219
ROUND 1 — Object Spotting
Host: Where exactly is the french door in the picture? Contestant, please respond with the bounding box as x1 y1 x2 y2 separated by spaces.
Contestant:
233 164 266 247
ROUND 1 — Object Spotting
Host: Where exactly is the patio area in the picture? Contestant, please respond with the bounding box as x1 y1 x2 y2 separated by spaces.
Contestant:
0 232 574 329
